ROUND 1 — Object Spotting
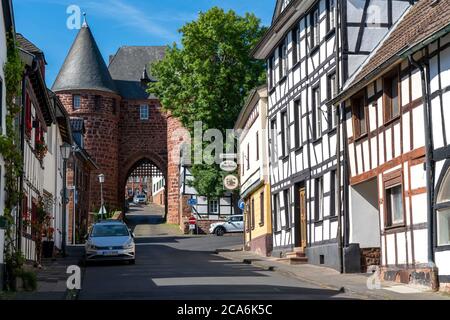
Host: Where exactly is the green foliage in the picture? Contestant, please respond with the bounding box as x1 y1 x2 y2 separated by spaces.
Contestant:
1 31 25 282
17 270 37 292
148 7 266 197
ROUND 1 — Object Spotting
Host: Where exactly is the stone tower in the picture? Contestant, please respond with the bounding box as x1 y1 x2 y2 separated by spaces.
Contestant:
52 22 121 210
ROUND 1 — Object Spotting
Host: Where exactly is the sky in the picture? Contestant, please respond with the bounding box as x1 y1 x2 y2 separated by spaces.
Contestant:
13 0 275 87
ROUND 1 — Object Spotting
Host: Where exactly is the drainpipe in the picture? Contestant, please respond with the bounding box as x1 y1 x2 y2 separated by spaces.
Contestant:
408 54 435 267
335 0 344 274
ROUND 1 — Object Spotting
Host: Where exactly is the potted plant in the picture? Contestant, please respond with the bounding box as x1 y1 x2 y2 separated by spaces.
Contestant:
35 139 48 161
42 214 55 258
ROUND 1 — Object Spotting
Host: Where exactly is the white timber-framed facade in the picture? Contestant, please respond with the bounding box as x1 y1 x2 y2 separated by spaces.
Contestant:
332 0 450 291
252 0 413 270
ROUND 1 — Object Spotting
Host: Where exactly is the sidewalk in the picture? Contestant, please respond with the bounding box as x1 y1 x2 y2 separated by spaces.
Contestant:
12 246 84 300
216 249 450 300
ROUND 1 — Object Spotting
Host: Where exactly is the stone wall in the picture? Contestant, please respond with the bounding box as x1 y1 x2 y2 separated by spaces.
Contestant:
57 91 120 210
167 114 188 224
360 247 381 272
118 99 168 201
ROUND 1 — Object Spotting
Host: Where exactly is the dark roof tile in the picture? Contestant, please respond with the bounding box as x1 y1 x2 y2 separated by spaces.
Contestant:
52 24 117 94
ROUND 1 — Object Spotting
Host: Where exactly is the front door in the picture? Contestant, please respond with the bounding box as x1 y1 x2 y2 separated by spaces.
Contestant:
299 187 307 251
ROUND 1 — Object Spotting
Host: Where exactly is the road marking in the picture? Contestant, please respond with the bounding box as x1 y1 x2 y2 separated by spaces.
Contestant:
383 285 425 294
151 276 302 287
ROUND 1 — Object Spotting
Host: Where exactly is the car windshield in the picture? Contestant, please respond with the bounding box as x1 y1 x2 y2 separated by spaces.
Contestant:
91 224 129 237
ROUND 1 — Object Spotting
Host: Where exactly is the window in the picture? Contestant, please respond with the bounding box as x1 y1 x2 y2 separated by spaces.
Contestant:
209 199 219 214
384 72 400 122
246 143 250 170
284 189 291 228
256 131 259 161
47 125 53 154
140 104 149 120
269 55 276 89
25 93 32 136
385 185 404 227
273 194 281 232
270 119 278 163
94 95 102 111
73 95 81 110
330 170 336 216
315 177 324 221
311 7 320 48
437 169 450 246
294 100 301 148
241 152 245 176
328 73 338 129
279 38 288 79
260 191 265 226
251 198 255 229
281 111 288 157
327 0 336 32
22 194 28 234
112 99 117 115
352 94 367 138
292 26 299 65
313 87 322 139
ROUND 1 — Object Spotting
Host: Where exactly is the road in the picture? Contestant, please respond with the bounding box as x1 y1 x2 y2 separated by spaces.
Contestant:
78 204 358 300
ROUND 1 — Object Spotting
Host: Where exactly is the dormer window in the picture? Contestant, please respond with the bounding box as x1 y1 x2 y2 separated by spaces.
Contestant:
73 95 81 110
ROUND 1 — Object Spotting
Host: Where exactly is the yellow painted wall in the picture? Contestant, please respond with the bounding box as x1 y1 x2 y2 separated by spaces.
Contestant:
244 183 272 243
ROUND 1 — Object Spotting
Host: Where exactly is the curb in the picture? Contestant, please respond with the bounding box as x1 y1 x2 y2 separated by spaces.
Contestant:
219 252 391 300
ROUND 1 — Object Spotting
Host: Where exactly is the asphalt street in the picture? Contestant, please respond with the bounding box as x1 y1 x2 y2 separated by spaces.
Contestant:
78 204 358 300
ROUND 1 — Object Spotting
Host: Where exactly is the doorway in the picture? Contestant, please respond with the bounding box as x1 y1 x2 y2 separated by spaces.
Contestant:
295 182 307 251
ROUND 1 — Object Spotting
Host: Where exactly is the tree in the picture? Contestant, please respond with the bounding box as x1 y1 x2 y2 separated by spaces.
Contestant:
148 7 266 197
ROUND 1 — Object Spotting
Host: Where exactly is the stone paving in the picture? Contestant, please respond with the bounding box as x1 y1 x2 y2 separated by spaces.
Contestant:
216 250 450 300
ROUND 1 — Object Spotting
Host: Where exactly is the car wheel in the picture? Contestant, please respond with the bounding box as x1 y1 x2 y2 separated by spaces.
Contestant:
215 227 225 236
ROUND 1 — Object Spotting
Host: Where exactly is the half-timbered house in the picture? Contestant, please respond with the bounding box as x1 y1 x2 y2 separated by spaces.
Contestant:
235 86 273 256
0 0 14 289
332 0 450 291
178 165 238 234
17 34 55 262
252 0 413 270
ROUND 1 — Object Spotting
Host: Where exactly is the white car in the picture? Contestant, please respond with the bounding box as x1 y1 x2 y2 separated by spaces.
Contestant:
209 215 244 236
85 221 136 264
133 194 147 204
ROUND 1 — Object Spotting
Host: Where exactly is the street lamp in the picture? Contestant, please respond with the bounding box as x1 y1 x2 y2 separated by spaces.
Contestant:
60 142 72 257
98 174 105 220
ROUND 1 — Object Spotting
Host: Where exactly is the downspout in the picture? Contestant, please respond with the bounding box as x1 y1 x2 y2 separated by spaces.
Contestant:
17 72 26 251
408 54 435 267
335 0 344 274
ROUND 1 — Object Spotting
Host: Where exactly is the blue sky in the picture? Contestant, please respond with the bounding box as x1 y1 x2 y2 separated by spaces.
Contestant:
13 0 275 86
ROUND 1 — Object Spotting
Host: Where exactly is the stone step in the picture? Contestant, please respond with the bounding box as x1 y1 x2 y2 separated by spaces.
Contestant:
285 251 306 259
277 256 308 265
293 247 305 253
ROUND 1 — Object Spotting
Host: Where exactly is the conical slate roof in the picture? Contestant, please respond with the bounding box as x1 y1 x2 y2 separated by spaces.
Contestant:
52 23 117 94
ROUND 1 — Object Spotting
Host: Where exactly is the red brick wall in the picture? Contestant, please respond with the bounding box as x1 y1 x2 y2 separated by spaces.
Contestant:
118 99 168 192
167 114 187 224
66 154 92 244
57 91 120 210
58 91 185 227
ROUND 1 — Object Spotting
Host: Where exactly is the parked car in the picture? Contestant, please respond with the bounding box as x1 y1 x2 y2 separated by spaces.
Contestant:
209 215 244 236
84 220 135 264
133 194 147 204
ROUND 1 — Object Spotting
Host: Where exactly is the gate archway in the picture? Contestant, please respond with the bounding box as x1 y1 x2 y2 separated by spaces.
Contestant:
119 151 168 220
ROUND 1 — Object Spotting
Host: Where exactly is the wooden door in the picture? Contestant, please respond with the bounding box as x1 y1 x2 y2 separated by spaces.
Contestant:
299 187 307 250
